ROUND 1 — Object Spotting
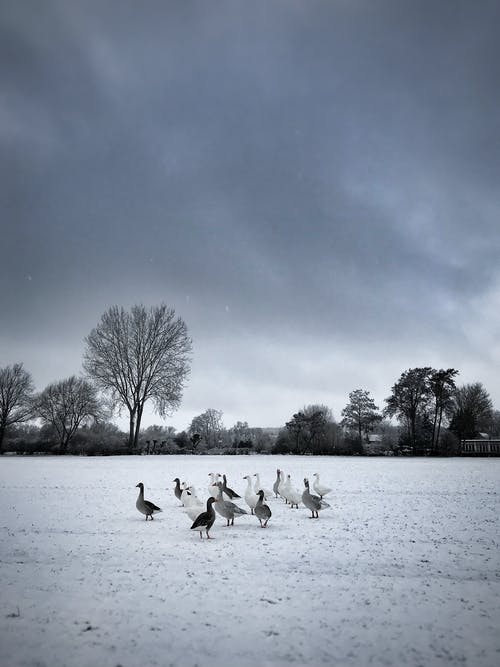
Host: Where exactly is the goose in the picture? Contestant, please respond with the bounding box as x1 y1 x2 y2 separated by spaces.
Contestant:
273 469 281 498
302 478 330 518
208 473 220 499
280 474 292 504
191 497 217 539
284 474 302 509
221 474 241 500
183 490 205 522
253 473 273 499
277 469 287 501
173 477 183 503
214 484 248 526
243 475 259 514
135 482 162 520
254 490 272 528
186 484 201 504
180 482 192 506
313 473 332 499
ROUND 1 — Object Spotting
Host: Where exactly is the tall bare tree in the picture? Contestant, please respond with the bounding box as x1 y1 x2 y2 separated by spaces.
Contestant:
83 304 192 449
36 376 104 453
0 363 35 452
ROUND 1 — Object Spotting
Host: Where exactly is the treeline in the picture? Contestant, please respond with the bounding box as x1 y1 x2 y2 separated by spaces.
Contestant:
1 304 498 456
2 361 498 456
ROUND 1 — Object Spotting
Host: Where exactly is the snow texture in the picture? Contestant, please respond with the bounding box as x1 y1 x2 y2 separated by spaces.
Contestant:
1 455 499 667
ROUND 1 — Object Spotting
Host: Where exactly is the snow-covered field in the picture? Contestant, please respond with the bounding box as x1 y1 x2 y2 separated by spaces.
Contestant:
1 455 499 667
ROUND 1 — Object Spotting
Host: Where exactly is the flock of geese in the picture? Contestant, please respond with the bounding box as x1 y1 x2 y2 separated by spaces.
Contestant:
135 468 332 539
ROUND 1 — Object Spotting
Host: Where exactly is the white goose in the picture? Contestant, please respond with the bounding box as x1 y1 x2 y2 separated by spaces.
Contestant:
280 474 292 504
208 473 220 499
313 473 332 499
180 482 192 506
243 475 259 514
284 474 302 509
277 469 287 501
183 487 205 522
253 473 273 500
273 469 281 498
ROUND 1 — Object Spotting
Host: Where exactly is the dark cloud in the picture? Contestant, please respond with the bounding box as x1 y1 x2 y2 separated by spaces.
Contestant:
1 0 499 427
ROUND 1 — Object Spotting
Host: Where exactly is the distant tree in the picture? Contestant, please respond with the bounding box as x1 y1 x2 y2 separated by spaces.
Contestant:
0 363 35 453
285 405 333 454
272 428 293 454
229 420 251 446
384 367 433 455
189 408 225 449
448 383 493 442
36 376 104 453
69 421 129 456
428 369 458 453
487 410 500 437
341 389 382 448
174 430 190 450
141 424 176 453
253 429 272 453
83 304 192 450
190 432 202 450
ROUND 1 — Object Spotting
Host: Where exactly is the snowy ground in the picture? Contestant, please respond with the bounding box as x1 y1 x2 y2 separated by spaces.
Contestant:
0 455 499 667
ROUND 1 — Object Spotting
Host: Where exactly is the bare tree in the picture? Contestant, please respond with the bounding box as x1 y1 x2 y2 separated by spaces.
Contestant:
36 376 104 453
83 304 192 450
0 363 34 452
189 408 224 449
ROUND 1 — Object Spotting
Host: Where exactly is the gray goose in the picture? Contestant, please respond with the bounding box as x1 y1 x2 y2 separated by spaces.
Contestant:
214 483 248 526
273 469 281 498
173 477 183 502
221 474 241 499
191 497 217 539
135 482 162 520
254 490 272 527
302 478 330 519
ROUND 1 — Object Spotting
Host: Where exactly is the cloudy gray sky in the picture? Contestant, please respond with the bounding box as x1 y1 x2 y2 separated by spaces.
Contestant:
1 0 499 431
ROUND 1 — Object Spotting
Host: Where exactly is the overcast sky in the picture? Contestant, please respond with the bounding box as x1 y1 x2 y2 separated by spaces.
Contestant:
1 0 499 431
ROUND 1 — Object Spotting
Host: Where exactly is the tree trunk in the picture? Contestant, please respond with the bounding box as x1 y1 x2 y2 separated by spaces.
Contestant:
431 401 439 454
133 405 144 450
410 412 417 455
0 423 5 454
60 432 69 455
128 410 136 450
436 406 444 453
